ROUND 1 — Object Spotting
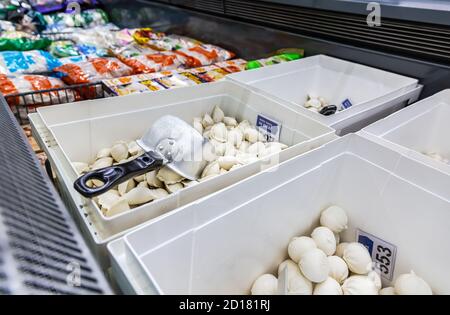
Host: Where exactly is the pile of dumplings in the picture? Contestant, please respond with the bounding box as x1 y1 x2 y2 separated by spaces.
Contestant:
251 205 432 295
72 105 288 217
194 105 288 181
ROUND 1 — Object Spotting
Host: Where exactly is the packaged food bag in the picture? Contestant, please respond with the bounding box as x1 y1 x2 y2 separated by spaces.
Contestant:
48 40 79 57
132 28 165 45
0 50 62 75
43 8 109 31
0 74 76 107
54 57 133 84
29 0 64 14
146 34 202 51
118 52 185 74
246 53 303 70
175 44 235 68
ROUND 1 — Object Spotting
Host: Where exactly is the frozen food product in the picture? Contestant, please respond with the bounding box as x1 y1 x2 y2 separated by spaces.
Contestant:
0 36 51 51
146 34 202 51
0 74 76 106
113 42 159 59
58 54 87 64
251 205 433 295
43 8 109 31
175 44 235 67
132 28 165 45
0 50 62 75
54 57 133 84
246 52 303 70
28 0 64 13
303 94 339 116
103 60 246 96
214 58 247 72
74 106 288 217
118 51 184 74
0 20 16 32
48 40 79 57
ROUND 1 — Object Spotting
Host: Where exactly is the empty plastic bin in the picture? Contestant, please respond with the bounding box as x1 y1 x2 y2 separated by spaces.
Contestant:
108 134 450 294
361 89 450 174
228 55 422 135
30 81 335 264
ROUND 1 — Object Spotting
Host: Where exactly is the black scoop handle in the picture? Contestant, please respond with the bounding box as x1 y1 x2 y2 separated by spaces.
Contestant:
74 151 165 198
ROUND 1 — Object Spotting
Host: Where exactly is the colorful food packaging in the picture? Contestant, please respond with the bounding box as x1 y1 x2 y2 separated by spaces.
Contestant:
113 42 158 59
103 59 246 96
214 58 247 72
132 28 165 45
0 74 76 106
0 20 17 32
245 53 303 70
0 50 62 75
53 57 133 84
28 0 64 14
175 44 235 68
118 51 185 74
43 8 109 31
146 34 202 51
58 54 87 64
0 36 51 51
48 40 79 57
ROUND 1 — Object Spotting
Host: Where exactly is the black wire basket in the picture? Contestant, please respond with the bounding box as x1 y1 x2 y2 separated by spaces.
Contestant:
3 81 107 125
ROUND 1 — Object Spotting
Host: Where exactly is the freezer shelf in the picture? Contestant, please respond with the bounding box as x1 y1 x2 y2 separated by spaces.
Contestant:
108 134 450 294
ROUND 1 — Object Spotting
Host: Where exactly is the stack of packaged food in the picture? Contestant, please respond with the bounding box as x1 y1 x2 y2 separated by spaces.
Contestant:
0 0 303 110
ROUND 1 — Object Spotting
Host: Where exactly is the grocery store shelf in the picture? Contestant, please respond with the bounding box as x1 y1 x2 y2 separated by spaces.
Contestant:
104 0 450 98
0 96 111 295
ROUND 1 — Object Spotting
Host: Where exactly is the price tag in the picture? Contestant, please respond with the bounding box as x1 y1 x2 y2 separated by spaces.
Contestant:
256 114 281 142
341 98 353 109
356 229 397 281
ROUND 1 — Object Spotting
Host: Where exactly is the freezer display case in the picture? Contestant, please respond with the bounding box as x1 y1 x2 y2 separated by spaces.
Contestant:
0 0 449 296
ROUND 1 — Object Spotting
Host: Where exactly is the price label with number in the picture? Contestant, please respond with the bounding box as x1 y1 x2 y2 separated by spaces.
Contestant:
256 114 281 142
356 229 397 281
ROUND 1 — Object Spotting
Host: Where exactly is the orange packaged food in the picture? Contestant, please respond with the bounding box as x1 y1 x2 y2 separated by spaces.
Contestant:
175 44 235 68
118 52 185 74
54 57 133 84
0 74 76 107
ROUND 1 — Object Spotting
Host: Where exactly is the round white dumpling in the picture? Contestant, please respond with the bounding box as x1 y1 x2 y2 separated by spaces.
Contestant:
313 277 343 295
327 255 349 284
299 248 329 283
278 259 312 295
343 242 372 274
311 226 336 256
342 275 379 295
288 236 317 263
394 271 432 295
251 274 278 295
319 205 348 233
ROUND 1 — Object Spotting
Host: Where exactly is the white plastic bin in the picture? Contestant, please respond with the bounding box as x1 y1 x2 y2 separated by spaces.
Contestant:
361 89 450 174
31 81 335 261
108 134 450 294
228 55 422 135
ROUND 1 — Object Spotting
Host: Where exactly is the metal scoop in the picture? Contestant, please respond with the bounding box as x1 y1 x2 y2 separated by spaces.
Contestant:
74 115 209 198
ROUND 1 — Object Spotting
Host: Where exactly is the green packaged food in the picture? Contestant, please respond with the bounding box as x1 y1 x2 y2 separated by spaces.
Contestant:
246 52 303 70
0 37 51 51
49 40 79 57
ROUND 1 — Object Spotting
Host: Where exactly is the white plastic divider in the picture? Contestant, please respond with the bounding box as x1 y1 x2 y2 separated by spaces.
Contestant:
108 134 450 294
227 55 422 135
37 82 234 127
361 89 450 175
34 81 336 253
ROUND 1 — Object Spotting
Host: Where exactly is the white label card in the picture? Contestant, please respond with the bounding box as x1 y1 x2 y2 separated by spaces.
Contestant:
256 114 281 142
356 229 397 281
